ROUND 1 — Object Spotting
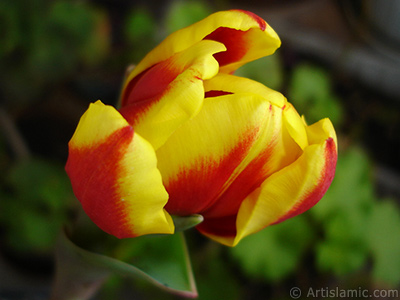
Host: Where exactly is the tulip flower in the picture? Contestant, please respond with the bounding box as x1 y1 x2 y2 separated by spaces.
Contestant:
66 10 337 247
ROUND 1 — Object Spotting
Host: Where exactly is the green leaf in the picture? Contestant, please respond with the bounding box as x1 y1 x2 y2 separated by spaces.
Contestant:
366 200 400 286
231 215 314 281
52 230 198 299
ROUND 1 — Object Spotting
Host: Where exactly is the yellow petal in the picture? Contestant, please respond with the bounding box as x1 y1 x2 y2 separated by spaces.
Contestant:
204 73 286 107
282 102 309 150
307 117 338 150
66 101 174 238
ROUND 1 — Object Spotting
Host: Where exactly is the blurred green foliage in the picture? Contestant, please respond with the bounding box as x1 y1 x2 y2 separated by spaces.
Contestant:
316 148 400 285
0 0 110 258
165 0 212 34
0 158 74 254
0 0 20 56
236 53 284 91
288 63 344 127
312 147 373 276
124 7 157 62
0 0 110 107
196 250 241 300
231 215 314 282
367 200 400 285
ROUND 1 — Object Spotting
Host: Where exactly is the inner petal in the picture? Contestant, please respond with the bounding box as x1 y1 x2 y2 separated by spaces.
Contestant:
121 60 179 108
204 27 248 67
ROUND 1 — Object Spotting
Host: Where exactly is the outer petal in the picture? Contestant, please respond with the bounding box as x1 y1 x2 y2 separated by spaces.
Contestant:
198 118 337 246
156 89 299 221
120 40 225 150
65 101 174 238
271 118 337 223
123 9 280 88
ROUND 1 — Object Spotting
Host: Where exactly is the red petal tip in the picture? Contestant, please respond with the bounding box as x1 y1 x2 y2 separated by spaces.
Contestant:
232 9 267 31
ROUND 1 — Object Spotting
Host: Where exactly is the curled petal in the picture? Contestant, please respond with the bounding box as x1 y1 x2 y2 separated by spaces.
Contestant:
199 119 337 246
121 40 224 108
306 117 338 149
236 120 337 246
66 101 174 238
120 40 225 150
123 10 280 88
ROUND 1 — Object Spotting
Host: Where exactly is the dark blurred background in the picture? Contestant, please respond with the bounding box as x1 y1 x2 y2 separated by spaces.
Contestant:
1 0 400 299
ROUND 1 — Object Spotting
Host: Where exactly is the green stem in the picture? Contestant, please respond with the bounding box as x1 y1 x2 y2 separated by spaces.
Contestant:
50 231 110 300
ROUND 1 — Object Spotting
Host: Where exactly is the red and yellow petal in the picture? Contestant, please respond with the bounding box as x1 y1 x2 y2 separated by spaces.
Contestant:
192 76 303 220
120 40 225 150
66 101 174 238
121 40 224 108
123 10 280 89
200 118 336 247
156 90 292 220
